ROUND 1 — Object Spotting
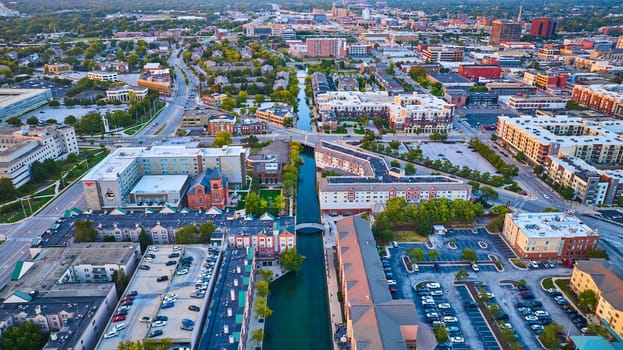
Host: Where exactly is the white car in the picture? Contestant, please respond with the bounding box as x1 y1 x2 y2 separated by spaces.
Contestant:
531 325 544 331
451 336 465 343
114 323 126 331
118 306 130 312
426 312 439 318
387 280 396 286
140 316 153 323
437 303 451 309
471 264 480 272
534 311 549 317
149 247 159 251
104 330 118 339
176 269 189 275
443 316 458 323
422 299 435 306
152 320 167 327
426 282 441 289
525 315 538 321
430 290 443 296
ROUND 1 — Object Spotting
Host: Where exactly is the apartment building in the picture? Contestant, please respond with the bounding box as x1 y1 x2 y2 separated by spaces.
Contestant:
87 71 119 82
570 259 623 340
255 104 295 126
496 115 623 166
242 23 284 38
228 223 295 258
458 64 502 80
335 215 432 350
0 125 79 187
315 91 453 133
305 38 347 58
571 84 623 118
530 18 558 38
501 212 600 259
544 156 623 206
137 67 171 96
82 145 247 210
315 141 471 215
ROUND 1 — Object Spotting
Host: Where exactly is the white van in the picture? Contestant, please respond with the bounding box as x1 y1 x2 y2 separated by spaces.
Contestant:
392 241 398 248
412 264 419 272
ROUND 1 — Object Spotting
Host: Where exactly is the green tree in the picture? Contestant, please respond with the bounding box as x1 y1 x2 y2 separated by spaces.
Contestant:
111 269 130 296
253 297 273 318
540 322 563 350
460 248 477 261
138 229 152 254
585 247 609 259
103 235 116 242
405 163 416 175
254 94 265 104
455 268 469 280
407 247 424 261
221 96 236 111
1 322 49 350
586 323 608 337
49 99 60 107
212 131 232 147
64 115 77 125
578 289 598 309
0 178 17 202
27 116 39 125
250 329 265 343
428 249 440 260
480 186 499 201
74 220 97 242
255 280 269 298
279 248 305 271
6 116 21 126
433 324 449 342
116 339 172 350
515 151 526 162
175 223 215 244
259 269 274 281
390 160 400 168
245 192 268 217
408 66 428 79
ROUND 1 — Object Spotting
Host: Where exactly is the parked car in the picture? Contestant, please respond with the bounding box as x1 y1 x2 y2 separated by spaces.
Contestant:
188 305 200 312
148 330 163 338
155 315 168 322
112 315 126 322
157 276 168 282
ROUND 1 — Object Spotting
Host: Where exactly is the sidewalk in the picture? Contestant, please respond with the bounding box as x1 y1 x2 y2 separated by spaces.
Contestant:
322 220 344 349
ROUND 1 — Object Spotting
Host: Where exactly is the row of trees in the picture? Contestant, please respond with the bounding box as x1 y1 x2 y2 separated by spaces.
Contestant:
244 192 285 217
469 138 519 178
174 222 216 244
373 197 485 241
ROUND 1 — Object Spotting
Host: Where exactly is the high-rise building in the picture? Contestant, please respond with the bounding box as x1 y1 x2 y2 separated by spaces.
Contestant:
530 17 558 38
305 38 346 58
490 19 522 45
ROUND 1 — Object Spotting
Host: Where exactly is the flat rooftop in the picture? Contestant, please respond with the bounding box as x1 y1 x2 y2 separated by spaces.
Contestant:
507 212 598 239
96 245 213 349
0 88 50 107
130 175 189 194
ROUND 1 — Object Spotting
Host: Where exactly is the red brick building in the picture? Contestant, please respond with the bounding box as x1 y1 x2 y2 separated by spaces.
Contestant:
458 64 502 80
186 169 228 210
207 115 235 135
228 225 296 257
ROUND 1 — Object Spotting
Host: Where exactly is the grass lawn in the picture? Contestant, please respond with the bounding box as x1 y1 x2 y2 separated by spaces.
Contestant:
510 258 527 268
260 189 281 201
542 277 554 290
34 185 56 197
393 230 429 242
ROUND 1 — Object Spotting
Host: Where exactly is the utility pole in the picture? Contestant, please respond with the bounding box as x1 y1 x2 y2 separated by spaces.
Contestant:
19 198 27 218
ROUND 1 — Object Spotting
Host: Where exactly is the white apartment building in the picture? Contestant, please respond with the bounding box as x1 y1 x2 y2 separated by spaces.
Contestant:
506 95 568 110
82 145 247 210
87 71 119 82
105 85 148 103
315 91 453 133
0 126 79 187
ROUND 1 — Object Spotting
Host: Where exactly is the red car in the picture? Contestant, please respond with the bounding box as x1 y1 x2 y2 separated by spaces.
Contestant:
112 315 126 322
121 295 134 302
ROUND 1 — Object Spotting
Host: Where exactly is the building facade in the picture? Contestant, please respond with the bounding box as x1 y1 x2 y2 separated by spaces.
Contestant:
501 212 600 259
458 64 502 80
186 169 228 210
87 71 119 82
490 20 522 46
44 63 72 75
570 259 623 340
82 145 247 210
228 225 295 258
507 95 568 110
255 104 295 126
530 18 558 38
0 88 52 120
496 115 623 166
571 85 623 118
105 85 148 103
0 125 78 187
305 38 347 58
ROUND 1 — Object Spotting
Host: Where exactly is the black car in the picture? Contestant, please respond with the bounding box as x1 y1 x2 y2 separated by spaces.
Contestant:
464 301 479 308
155 315 168 322
146 253 156 258
148 330 163 338
157 276 168 282
528 301 543 308
168 253 180 258
165 260 177 266
115 309 128 316
188 305 200 312
128 291 138 296
139 265 150 270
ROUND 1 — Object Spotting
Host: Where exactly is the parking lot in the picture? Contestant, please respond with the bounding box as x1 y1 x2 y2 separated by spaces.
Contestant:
409 142 498 174
96 245 214 349
18 105 128 124
15 78 69 98
457 107 519 128
387 228 577 350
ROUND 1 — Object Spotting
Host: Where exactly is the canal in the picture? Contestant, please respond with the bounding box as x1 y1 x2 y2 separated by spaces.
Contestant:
262 70 332 350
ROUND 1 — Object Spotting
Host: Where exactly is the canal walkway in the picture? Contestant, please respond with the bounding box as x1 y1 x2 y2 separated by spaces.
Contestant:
322 215 345 349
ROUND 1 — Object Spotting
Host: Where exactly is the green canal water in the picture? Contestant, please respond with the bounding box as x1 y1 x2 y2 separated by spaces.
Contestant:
262 136 332 347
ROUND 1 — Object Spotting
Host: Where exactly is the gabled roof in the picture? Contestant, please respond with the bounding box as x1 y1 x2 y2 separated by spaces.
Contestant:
260 212 275 221
4 290 32 303
11 261 34 281
109 207 128 215
206 206 224 215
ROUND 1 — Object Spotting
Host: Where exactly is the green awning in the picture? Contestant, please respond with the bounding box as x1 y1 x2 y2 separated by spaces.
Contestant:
63 210 73 218
242 277 249 285
235 314 243 324
50 223 60 230
233 332 240 341
238 291 246 307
